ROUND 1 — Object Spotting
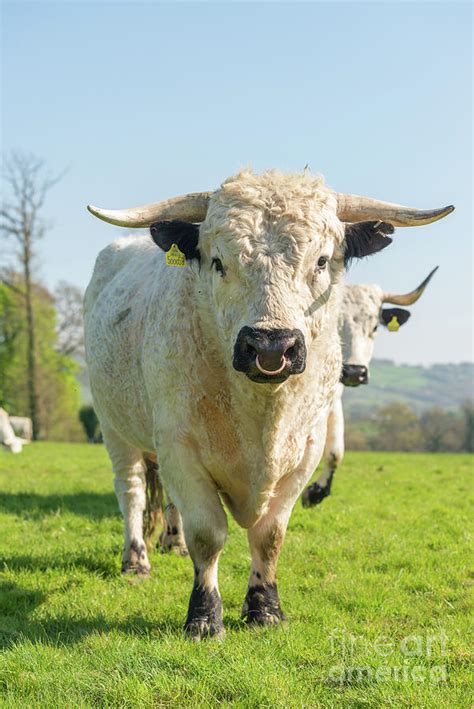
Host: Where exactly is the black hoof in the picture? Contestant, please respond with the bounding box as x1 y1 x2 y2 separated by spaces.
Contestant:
302 482 330 508
184 585 225 641
242 584 286 627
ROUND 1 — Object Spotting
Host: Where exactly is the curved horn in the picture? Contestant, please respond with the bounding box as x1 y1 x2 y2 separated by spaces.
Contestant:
383 266 439 306
87 192 212 227
336 193 454 226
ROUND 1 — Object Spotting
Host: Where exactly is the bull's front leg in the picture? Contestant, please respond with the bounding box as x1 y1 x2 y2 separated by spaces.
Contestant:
243 433 325 626
302 394 344 508
181 489 227 640
157 447 227 640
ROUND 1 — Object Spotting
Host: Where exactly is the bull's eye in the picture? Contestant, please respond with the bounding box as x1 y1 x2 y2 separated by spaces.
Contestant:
211 257 225 276
317 256 328 269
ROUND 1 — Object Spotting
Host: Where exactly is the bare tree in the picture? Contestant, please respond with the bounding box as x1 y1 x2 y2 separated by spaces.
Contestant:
0 152 64 439
54 280 85 359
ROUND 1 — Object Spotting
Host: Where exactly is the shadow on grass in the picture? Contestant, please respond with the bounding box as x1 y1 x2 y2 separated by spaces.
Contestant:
1 614 183 650
0 581 47 616
0 491 118 519
1 552 119 578
0 581 247 649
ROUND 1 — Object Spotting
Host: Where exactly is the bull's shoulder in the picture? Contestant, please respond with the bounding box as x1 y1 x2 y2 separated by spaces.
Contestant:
84 235 156 315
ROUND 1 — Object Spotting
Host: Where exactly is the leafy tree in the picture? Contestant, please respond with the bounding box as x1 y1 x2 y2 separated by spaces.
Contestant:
0 282 24 406
369 402 423 452
420 407 464 452
344 422 369 450
462 401 474 453
0 274 84 441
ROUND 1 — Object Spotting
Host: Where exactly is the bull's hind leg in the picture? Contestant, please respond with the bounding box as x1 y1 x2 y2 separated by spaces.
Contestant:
243 435 325 626
141 457 188 555
302 396 344 508
143 455 164 549
101 425 150 576
159 502 188 556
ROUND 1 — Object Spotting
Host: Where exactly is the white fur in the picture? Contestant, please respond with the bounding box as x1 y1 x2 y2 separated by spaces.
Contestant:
85 169 345 594
9 416 33 441
339 284 384 368
0 408 28 454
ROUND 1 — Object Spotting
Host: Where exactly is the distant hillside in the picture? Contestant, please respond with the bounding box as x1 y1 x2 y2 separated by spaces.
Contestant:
344 359 474 417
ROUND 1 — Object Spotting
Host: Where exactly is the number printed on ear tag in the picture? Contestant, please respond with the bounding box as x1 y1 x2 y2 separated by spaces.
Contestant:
387 315 400 332
165 243 186 267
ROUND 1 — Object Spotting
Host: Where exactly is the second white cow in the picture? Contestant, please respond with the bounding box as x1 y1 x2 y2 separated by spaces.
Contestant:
302 267 438 507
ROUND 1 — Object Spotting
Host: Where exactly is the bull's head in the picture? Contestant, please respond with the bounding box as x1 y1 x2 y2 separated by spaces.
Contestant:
340 267 439 386
88 170 452 386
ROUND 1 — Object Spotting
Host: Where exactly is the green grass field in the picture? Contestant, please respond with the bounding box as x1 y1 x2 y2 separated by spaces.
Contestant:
0 444 472 707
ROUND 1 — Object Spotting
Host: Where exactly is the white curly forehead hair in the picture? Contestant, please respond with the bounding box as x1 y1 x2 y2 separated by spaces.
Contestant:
199 169 343 260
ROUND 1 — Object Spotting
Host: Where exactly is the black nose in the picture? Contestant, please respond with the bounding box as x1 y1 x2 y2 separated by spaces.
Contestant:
341 364 368 387
233 327 306 383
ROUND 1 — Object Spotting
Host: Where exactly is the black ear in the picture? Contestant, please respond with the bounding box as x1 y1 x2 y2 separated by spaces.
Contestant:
150 220 200 261
381 307 411 327
344 221 394 267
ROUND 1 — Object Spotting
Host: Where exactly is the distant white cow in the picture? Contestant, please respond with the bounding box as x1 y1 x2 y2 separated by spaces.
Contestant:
302 267 438 507
9 416 33 442
0 408 29 453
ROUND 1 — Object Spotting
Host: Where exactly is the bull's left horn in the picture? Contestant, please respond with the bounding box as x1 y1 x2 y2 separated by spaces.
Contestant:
87 192 212 227
336 193 454 226
383 266 439 306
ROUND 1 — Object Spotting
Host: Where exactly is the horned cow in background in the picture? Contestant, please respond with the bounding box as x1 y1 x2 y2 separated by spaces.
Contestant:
85 169 452 639
302 267 438 507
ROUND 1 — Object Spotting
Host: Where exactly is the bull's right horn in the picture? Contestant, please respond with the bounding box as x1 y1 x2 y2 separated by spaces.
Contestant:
383 266 439 306
336 193 454 226
87 192 212 227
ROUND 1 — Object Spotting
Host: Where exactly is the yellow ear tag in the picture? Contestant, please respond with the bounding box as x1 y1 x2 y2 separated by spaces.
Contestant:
165 243 186 267
387 315 400 332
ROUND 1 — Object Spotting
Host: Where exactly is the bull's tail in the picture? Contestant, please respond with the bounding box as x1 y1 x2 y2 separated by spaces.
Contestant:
143 454 164 548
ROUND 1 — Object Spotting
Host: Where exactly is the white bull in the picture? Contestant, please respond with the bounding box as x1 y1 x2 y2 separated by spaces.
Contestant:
0 408 29 453
302 267 438 507
85 169 452 639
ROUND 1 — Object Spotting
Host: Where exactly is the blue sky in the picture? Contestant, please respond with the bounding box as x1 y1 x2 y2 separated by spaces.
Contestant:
2 1 472 364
